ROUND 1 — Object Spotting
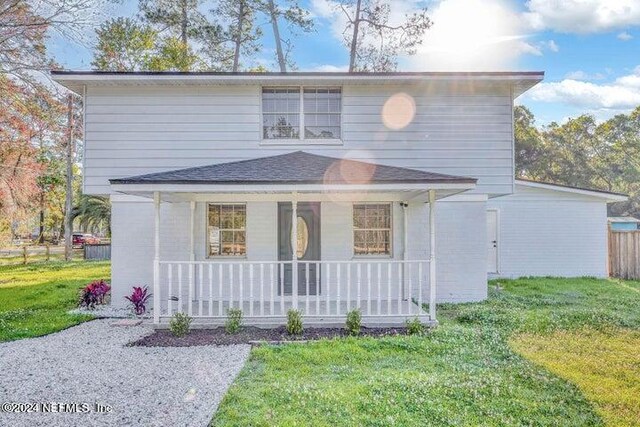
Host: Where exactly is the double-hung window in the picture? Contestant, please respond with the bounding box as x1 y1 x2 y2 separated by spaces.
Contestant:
353 204 392 256
207 204 246 257
262 87 341 141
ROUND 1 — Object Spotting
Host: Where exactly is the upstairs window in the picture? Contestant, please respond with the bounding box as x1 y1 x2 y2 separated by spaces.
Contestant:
304 88 341 139
262 87 341 141
262 88 300 139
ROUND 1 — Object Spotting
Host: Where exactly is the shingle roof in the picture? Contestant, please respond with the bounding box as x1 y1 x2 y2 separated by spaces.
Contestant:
110 151 477 186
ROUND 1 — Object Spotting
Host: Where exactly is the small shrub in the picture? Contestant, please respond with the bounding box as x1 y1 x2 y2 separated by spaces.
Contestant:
169 312 192 337
286 309 303 335
225 308 243 334
124 286 152 315
78 279 111 309
406 317 426 335
345 309 362 336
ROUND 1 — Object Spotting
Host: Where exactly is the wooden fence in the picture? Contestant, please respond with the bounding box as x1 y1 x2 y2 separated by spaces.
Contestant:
609 229 640 279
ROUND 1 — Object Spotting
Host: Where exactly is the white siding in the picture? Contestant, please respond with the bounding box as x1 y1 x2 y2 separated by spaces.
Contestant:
487 185 609 278
110 196 488 307
85 83 514 195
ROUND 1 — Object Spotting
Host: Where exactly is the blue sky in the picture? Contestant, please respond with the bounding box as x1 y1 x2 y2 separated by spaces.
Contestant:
48 0 640 126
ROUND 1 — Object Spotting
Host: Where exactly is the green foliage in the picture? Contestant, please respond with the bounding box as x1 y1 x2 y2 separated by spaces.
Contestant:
169 312 193 337
225 308 243 334
345 308 361 336
286 309 303 335
145 36 201 71
213 277 640 426
72 195 111 236
514 105 640 218
0 261 110 342
405 317 425 335
92 18 158 71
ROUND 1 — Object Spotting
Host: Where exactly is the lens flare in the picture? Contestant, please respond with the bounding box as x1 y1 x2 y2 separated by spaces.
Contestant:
381 93 416 130
322 152 378 206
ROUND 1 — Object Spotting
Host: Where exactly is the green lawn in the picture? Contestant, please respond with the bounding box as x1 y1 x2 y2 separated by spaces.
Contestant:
2 262 638 426
0 261 111 342
212 277 640 426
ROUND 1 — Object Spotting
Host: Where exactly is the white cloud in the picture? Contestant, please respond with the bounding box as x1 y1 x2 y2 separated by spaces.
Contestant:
564 70 606 80
618 31 633 41
524 0 640 34
306 64 349 72
524 68 640 114
545 40 559 52
407 0 533 70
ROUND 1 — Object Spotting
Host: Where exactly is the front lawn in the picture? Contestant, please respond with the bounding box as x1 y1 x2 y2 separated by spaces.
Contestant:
0 261 111 342
212 278 640 426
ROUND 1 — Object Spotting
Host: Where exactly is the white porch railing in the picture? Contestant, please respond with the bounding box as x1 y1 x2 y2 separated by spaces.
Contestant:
156 260 432 324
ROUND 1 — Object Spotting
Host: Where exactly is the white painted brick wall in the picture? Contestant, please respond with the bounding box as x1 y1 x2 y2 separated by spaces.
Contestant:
488 185 609 278
111 197 489 307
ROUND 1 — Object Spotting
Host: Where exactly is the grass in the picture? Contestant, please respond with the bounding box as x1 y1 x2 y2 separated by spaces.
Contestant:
512 329 640 427
0 261 111 342
212 277 640 426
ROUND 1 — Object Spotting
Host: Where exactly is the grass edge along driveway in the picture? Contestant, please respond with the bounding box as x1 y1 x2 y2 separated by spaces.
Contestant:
212 277 640 427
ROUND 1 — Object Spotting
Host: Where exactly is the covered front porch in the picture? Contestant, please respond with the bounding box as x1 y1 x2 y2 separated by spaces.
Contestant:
110 152 477 327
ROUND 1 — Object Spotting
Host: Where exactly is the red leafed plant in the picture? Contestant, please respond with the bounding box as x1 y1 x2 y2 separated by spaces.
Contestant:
125 286 152 315
78 280 111 309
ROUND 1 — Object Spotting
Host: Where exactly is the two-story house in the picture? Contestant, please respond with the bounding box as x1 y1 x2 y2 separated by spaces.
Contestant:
52 71 625 327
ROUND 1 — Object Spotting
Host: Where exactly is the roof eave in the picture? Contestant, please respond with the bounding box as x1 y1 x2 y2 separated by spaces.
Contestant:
51 71 544 97
516 179 628 202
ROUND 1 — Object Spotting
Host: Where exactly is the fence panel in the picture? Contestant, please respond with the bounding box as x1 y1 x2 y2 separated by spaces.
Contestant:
84 244 111 260
609 230 640 279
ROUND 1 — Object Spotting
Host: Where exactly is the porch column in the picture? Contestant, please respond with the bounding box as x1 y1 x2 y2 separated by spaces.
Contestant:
428 190 437 321
153 191 160 324
402 202 409 300
291 198 298 309
188 201 195 316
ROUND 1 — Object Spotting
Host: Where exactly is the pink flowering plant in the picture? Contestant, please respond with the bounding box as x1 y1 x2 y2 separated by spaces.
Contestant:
125 286 152 315
78 280 111 309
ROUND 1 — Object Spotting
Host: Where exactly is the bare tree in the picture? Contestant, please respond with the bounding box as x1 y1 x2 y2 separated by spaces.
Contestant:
261 0 313 72
0 0 103 83
214 0 261 72
336 0 432 72
139 0 227 68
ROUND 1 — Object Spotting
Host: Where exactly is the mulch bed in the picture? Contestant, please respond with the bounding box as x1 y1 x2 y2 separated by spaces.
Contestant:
129 326 410 347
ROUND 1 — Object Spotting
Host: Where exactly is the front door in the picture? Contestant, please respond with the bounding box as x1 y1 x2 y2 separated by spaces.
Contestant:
487 209 499 273
278 202 321 295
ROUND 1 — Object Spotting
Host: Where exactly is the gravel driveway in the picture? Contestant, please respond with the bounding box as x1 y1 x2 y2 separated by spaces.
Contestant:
0 319 250 427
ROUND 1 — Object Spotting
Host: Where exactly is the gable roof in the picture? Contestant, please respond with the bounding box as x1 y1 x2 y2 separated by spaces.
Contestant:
110 151 477 186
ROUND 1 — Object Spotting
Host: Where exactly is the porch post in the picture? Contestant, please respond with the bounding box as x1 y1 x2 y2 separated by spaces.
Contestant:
291 197 298 309
189 201 196 261
153 191 160 324
428 190 436 321
402 202 408 300
188 201 195 316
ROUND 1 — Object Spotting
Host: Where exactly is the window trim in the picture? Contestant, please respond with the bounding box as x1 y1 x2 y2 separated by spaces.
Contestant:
351 202 393 258
206 203 247 259
260 85 343 145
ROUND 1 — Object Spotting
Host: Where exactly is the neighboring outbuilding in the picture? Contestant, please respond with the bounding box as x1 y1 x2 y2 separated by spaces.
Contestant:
608 216 640 231
487 179 627 278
